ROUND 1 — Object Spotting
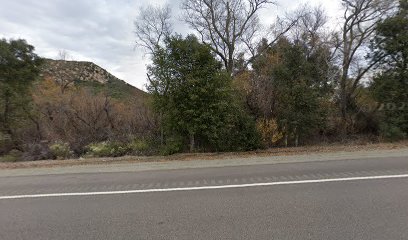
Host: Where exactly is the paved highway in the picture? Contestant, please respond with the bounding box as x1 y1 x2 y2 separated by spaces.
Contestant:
1 156 408 239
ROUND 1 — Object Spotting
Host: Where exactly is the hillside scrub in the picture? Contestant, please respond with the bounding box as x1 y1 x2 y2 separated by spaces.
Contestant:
0 39 157 160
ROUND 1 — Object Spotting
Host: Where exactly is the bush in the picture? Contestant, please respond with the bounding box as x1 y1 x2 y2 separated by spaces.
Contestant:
214 109 261 152
0 149 23 162
22 142 53 161
85 141 130 157
0 133 12 155
380 124 407 142
128 139 150 155
256 118 284 147
160 136 184 156
49 142 73 160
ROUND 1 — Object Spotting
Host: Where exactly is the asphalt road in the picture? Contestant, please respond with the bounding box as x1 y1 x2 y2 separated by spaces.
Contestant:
1 156 408 239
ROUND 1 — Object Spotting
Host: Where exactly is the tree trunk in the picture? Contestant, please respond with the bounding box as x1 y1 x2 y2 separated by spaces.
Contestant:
3 91 12 136
339 69 349 138
26 111 42 140
295 135 299 147
159 112 164 146
189 133 195 152
227 59 234 75
294 126 299 147
160 127 164 146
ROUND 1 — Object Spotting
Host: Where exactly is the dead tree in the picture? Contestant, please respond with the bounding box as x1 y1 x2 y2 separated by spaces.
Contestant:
182 0 283 74
134 4 172 54
335 0 396 126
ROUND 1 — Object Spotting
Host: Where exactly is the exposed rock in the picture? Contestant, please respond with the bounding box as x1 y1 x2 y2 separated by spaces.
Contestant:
39 59 147 100
41 59 122 85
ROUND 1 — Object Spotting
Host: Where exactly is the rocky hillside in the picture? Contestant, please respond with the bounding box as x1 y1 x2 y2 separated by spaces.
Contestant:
40 59 147 100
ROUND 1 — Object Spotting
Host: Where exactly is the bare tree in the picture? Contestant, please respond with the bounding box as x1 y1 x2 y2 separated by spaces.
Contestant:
289 5 329 51
334 0 397 125
134 4 172 54
293 5 341 85
182 0 282 74
58 49 71 61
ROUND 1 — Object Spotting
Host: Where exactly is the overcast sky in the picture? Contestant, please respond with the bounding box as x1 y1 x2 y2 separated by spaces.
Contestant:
0 0 342 90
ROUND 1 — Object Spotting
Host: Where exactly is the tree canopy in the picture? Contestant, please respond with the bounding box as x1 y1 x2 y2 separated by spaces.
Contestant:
370 0 408 140
0 39 42 146
147 35 259 152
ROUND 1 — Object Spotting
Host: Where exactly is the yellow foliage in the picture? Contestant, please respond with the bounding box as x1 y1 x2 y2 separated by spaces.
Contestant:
32 77 60 101
256 118 284 147
232 70 252 95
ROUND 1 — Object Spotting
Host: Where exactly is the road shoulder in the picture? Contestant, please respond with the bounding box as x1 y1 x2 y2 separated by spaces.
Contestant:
1 146 408 177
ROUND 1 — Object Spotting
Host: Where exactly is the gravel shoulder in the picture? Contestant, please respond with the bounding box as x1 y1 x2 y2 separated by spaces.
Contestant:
1 141 408 177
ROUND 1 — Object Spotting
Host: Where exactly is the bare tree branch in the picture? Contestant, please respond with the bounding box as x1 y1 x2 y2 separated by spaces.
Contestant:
181 0 276 74
134 4 172 54
336 0 397 123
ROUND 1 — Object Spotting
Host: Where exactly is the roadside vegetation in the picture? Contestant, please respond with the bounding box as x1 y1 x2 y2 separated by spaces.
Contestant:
0 0 407 162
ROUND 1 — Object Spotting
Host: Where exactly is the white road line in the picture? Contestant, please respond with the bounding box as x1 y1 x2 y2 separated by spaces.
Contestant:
1 174 408 200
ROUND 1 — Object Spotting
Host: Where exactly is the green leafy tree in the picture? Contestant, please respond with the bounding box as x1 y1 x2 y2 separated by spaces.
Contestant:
0 39 42 150
147 35 259 152
252 37 332 146
370 0 408 140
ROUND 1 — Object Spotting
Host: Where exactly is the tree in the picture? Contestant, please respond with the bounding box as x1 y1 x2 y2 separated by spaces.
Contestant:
182 0 300 74
370 0 408 140
0 39 42 149
147 35 259 152
250 36 333 146
134 4 172 54
244 7 334 146
57 49 72 60
334 0 397 128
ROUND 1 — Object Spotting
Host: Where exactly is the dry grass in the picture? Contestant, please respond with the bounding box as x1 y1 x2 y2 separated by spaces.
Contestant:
1 140 408 170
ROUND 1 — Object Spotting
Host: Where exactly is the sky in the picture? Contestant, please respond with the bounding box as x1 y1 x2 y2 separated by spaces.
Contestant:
0 0 342 90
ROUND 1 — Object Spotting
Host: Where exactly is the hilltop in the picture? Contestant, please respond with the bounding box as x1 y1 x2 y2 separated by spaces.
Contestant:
40 59 147 100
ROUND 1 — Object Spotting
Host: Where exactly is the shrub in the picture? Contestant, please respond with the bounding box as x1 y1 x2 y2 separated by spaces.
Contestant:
22 142 53 161
0 133 12 155
49 142 73 160
256 118 284 147
160 136 184 156
215 109 261 152
128 139 150 155
0 149 23 162
380 124 407 142
86 141 130 157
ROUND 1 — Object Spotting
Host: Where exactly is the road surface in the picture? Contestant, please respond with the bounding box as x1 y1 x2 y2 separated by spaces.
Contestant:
1 156 408 239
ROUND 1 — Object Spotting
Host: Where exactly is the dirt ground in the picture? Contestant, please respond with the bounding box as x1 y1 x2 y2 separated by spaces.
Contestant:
1 140 408 170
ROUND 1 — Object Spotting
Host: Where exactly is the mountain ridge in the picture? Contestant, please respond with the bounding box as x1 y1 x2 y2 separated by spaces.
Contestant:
40 59 147 100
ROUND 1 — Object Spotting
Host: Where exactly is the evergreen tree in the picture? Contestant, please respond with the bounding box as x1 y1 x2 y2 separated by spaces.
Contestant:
147 35 259 152
370 0 408 140
0 39 42 150
252 37 332 146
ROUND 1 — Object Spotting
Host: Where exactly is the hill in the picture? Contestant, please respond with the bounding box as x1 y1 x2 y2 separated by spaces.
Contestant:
40 59 147 100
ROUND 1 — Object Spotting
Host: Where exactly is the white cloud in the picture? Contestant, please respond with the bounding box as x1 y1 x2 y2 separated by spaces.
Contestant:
0 0 343 90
